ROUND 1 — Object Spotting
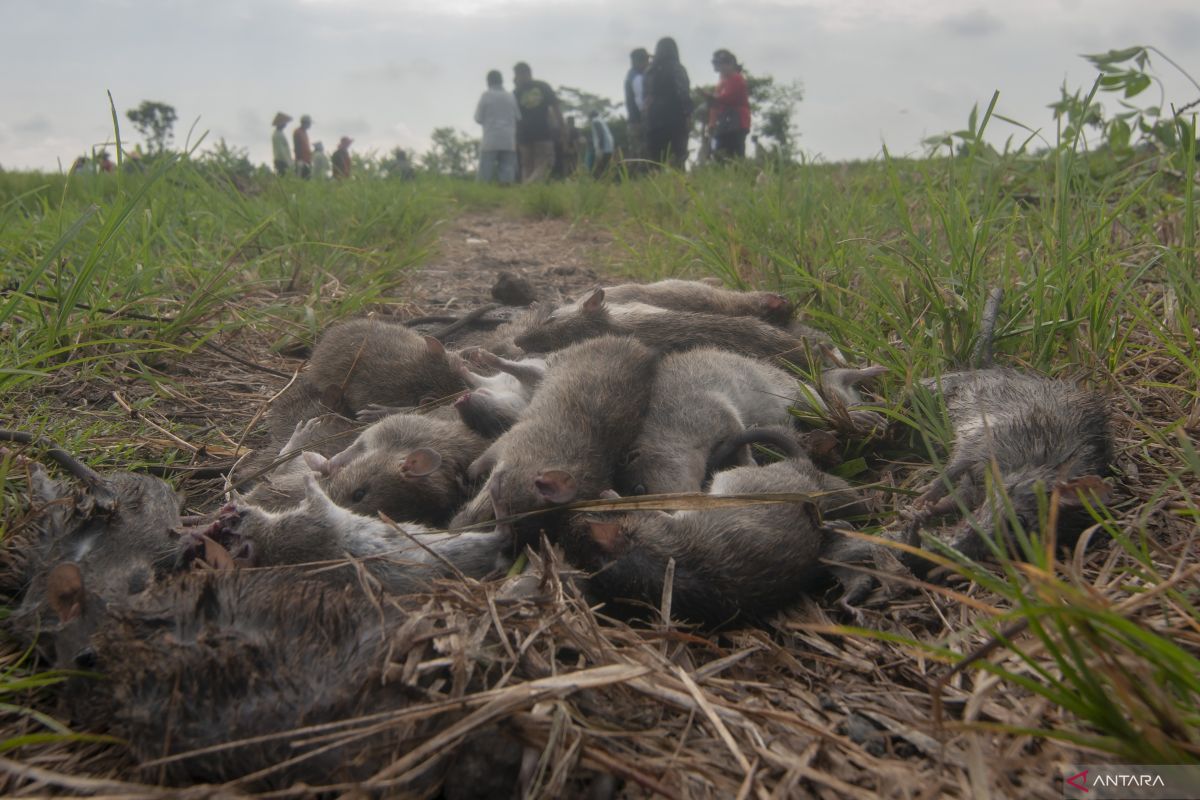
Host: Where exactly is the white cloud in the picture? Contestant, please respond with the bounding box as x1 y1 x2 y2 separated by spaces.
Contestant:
2 0 1199 169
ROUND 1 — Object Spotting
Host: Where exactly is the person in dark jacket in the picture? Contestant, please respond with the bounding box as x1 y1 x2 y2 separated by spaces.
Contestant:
332 136 352 180
642 37 693 170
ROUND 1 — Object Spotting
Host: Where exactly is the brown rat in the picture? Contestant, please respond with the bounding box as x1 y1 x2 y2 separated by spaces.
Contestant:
563 451 872 628
39 563 511 789
307 316 468 416
304 412 489 527
184 474 511 591
456 336 658 540
569 279 794 326
513 288 833 369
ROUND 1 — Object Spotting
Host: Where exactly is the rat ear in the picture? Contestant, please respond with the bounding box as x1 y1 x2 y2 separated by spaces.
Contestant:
582 288 605 314
586 520 626 554
1057 475 1111 507
46 563 85 624
801 430 840 460
534 469 578 504
402 448 442 478
302 473 338 510
200 535 237 570
302 451 330 475
423 336 447 358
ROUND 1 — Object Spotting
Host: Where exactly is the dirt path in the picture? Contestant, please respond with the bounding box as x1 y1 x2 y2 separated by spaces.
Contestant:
398 211 617 312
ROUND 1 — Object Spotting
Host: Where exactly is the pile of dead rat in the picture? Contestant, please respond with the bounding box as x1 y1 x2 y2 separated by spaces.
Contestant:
1 280 1114 793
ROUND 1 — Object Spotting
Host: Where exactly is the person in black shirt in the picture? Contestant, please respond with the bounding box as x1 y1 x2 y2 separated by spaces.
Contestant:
513 62 563 182
643 37 693 170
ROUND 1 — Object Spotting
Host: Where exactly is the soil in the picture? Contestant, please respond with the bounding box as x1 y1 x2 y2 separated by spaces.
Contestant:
396 211 614 312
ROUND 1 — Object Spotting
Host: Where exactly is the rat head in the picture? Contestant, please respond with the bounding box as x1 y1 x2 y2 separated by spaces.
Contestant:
203 475 384 569
820 365 888 406
308 445 452 523
513 289 613 353
819 365 889 433
45 562 106 670
22 471 185 621
486 464 579 540
759 293 794 326
961 471 1112 560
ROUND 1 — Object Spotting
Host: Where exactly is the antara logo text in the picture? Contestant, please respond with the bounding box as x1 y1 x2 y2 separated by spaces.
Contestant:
1094 774 1167 788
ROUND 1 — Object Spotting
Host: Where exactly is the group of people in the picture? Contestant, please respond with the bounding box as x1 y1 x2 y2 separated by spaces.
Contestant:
623 38 753 166
271 113 352 180
474 37 753 185
472 62 611 185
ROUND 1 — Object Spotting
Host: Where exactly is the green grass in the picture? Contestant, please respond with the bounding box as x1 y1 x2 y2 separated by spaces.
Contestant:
1 110 1198 769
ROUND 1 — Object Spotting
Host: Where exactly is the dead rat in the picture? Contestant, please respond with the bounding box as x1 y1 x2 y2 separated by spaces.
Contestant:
566 279 794 327
39 562 512 789
454 335 658 540
452 349 547 438
182 473 511 591
303 412 489 527
617 350 884 495
513 288 834 369
562 443 871 628
307 316 468 416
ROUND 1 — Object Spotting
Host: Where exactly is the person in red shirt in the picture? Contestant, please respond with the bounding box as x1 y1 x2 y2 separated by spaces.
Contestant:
704 49 751 161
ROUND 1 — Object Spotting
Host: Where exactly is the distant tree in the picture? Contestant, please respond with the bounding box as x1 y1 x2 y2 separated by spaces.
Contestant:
556 86 620 119
419 127 479 177
200 138 255 179
126 100 178 155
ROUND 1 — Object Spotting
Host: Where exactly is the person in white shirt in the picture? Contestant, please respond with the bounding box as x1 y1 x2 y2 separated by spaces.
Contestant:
311 141 331 180
623 48 649 165
474 70 520 185
588 111 615 177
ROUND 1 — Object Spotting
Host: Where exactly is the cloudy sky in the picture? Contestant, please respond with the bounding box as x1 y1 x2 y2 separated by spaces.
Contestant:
4 0 1199 171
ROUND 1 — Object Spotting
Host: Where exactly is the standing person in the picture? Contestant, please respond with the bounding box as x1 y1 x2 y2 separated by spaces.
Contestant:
98 151 116 173
293 114 314 178
311 141 331 180
560 117 582 177
623 47 650 163
588 111 614 177
272 112 293 177
512 62 563 183
474 69 520 185
332 136 352 180
643 37 693 170
705 50 751 161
